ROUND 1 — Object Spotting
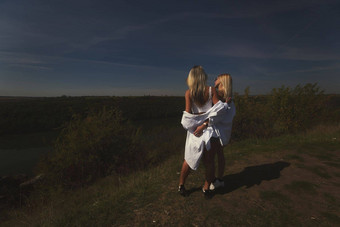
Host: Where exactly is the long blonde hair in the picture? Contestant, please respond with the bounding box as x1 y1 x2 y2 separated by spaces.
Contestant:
187 65 207 106
217 73 232 101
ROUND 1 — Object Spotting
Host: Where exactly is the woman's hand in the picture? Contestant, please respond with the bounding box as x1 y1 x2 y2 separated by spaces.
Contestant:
193 123 207 137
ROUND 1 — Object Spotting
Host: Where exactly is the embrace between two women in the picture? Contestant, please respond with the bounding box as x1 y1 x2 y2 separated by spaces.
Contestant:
178 65 236 197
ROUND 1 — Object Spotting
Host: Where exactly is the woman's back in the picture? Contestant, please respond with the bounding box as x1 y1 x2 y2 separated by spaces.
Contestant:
185 86 218 114
191 86 212 114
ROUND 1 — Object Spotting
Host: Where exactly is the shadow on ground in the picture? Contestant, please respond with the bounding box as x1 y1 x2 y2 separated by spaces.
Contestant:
215 161 291 195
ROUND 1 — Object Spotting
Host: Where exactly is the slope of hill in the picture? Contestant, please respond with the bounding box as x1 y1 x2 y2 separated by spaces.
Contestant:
2 124 339 226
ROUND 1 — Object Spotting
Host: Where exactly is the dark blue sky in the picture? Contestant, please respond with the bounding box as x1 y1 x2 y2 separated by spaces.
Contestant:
1 0 339 96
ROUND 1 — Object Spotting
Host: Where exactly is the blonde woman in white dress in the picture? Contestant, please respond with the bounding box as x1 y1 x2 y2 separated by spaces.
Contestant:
178 65 219 196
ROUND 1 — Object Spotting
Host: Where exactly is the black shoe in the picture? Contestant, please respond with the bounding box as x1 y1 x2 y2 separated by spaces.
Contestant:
178 185 187 196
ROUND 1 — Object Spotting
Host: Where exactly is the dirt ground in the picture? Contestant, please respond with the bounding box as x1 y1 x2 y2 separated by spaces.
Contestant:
130 141 340 226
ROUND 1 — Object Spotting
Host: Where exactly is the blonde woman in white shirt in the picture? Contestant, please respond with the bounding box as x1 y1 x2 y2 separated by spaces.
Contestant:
210 73 234 190
178 65 219 197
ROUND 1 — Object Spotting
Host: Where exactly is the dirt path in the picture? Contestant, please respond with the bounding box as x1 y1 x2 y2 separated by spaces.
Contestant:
130 141 340 226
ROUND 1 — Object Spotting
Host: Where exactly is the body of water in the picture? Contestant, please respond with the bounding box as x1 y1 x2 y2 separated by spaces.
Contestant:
0 147 51 175
0 131 59 176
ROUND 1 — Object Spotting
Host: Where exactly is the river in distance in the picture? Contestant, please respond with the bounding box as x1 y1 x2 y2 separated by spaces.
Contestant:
0 130 59 176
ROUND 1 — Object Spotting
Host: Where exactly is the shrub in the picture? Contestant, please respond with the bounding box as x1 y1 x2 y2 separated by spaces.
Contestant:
231 83 333 140
36 107 145 188
232 87 273 140
269 83 327 133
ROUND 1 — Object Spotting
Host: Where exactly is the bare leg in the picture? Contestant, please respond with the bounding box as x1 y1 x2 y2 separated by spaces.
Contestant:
202 144 217 190
216 145 225 179
179 160 190 186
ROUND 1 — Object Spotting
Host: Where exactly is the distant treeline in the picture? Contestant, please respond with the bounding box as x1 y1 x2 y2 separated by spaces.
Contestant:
0 96 184 135
1 84 339 138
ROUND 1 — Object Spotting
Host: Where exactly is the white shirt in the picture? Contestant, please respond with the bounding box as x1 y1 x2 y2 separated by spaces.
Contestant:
181 101 236 170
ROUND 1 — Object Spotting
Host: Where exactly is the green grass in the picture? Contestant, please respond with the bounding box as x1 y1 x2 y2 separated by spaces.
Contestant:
225 123 340 158
13 158 179 226
2 123 340 226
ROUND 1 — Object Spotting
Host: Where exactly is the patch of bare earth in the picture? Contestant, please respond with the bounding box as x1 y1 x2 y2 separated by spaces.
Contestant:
127 146 340 226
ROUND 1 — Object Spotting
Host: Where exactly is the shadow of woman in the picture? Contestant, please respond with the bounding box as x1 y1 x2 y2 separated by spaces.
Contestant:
216 161 291 195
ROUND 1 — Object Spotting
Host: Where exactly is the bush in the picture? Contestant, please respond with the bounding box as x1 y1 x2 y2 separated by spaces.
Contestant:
36 107 145 188
269 83 328 133
231 83 333 140
232 87 273 140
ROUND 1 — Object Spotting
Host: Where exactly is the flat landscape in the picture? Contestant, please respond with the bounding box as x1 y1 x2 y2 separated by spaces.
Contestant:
0 89 339 226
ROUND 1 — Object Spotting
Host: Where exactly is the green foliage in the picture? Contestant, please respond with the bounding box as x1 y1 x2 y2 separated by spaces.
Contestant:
232 87 273 139
0 85 338 140
36 108 145 188
269 83 327 133
231 83 336 140
2 83 339 188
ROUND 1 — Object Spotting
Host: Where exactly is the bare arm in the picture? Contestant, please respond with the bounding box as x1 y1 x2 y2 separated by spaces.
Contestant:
185 90 192 113
193 121 208 137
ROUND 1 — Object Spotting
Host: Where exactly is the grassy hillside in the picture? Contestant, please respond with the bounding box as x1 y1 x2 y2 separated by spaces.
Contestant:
1 84 339 225
2 124 339 226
